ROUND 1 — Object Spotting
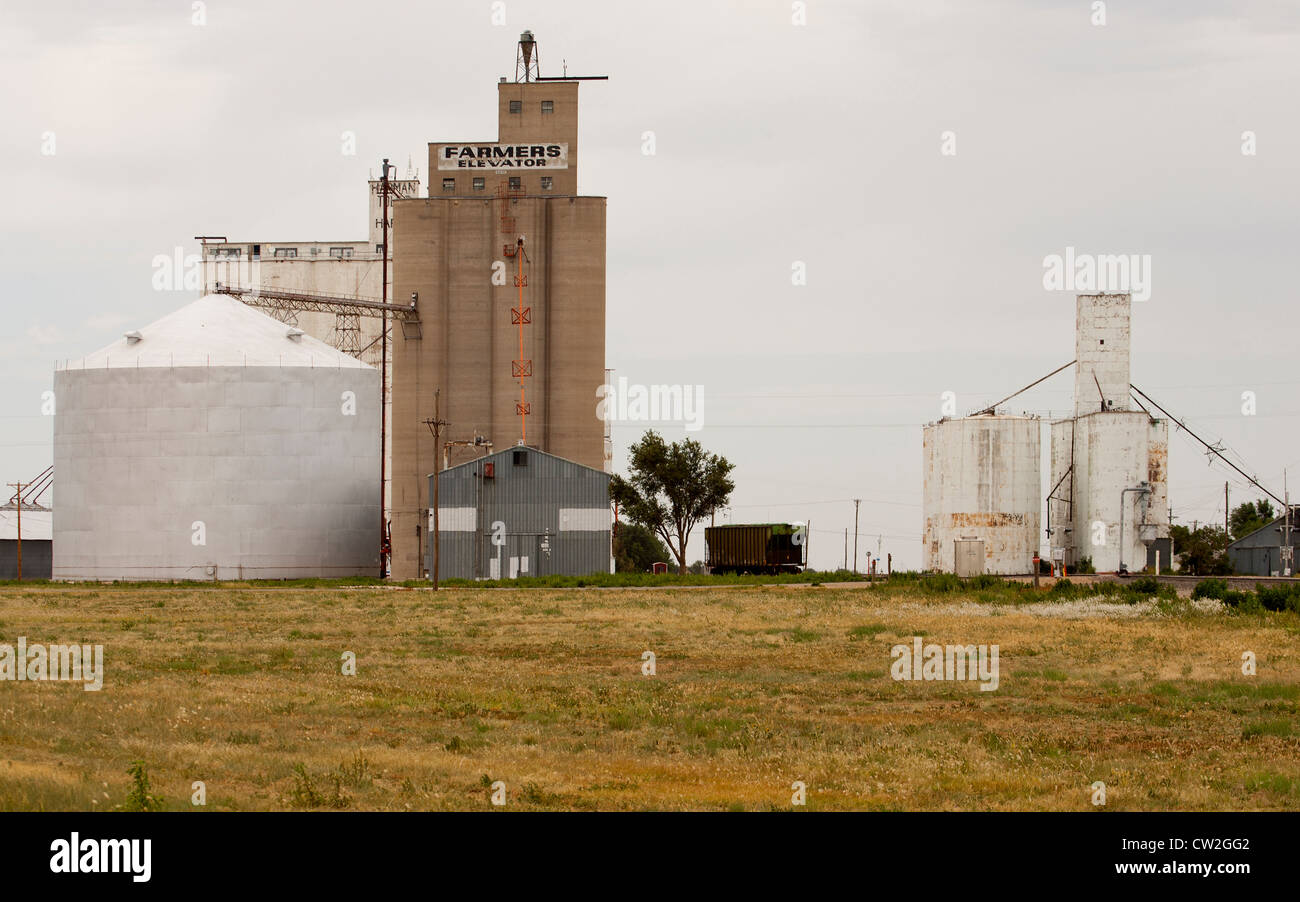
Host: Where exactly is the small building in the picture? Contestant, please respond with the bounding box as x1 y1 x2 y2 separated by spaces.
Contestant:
428 447 611 580
1227 510 1300 576
0 506 53 579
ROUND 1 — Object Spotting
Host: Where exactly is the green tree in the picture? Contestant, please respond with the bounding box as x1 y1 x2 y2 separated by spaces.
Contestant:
609 431 735 575
1170 524 1233 575
613 522 671 572
1229 499 1275 540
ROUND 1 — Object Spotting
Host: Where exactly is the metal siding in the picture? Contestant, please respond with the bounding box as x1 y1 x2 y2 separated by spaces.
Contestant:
706 525 771 568
428 448 611 579
434 507 477 531
922 415 1040 575
1227 516 1299 575
52 365 380 581
0 540 53 579
558 508 612 531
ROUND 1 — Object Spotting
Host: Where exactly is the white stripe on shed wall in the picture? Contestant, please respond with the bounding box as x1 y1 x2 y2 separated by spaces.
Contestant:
433 508 477 532
559 508 611 531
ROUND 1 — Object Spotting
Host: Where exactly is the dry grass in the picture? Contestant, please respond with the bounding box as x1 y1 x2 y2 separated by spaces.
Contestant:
1 582 1297 811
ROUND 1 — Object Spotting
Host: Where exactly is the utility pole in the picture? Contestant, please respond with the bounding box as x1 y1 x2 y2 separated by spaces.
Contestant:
1283 471 1292 577
379 157 392 579
852 499 861 575
1169 508 1175 573
6 482 23 581
422 389 449 590
1225 482 1229 537
843 528 847 571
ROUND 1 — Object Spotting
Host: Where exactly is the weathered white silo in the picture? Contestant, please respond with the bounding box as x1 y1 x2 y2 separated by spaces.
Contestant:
923 414 1041 575
1045 292 1170 573
53 294 380 581
1047 418 1075 566
1067 411 1169 573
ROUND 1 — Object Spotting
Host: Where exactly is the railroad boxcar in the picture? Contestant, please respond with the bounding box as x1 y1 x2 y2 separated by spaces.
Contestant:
705 523 806 574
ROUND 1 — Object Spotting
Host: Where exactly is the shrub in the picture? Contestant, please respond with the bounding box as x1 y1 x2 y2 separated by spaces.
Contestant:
1073 557 1096 574
337 752 373 788
1221 590 1261 613
121 760 162 812
289 763 349 809
1087 581 1124 598
919 573 963 594
1127 576 1161 596
1192 578 1229 600
1255 585 1300 613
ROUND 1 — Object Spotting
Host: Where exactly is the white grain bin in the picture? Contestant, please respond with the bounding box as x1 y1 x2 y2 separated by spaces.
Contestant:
1067 411 1169 573
52 294 380 581
923 414 1040 575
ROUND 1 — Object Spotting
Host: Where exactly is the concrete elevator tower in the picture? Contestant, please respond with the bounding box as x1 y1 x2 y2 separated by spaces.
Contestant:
388 33 607 579
1049 294 1169 573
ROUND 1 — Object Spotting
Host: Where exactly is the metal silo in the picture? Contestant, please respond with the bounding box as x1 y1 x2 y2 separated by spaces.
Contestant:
53 294 380 580
923 414 1041 575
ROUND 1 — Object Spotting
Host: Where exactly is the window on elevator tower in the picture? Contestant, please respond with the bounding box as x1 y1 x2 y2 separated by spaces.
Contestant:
541 100 554 114
509 100 522 113
509 176 522 191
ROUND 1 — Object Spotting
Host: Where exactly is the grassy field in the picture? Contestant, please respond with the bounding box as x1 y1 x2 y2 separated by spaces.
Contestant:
1 579 1297 811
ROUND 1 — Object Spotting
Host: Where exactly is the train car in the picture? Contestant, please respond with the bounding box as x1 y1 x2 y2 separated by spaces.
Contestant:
705 523 806 574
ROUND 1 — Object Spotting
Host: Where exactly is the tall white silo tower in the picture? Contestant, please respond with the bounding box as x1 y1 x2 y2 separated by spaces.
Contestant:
1051 293 1169 572
53 294 380 581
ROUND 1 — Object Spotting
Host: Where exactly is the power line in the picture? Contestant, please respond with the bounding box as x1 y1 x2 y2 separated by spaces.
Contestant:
1131 383 1285 508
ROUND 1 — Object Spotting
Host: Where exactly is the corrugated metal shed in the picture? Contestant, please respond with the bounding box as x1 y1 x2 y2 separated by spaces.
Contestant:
427 446 612 580
1227 510 1300 576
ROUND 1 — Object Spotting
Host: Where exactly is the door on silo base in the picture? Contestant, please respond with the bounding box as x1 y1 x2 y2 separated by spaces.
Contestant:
954 539 985 578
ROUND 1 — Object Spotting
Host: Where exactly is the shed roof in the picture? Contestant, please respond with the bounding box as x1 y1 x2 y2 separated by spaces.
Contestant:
1227 509 1300 549
433 446 608 479
60 294 372 370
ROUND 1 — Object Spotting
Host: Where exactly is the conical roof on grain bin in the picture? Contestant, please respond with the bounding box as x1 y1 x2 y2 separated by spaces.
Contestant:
65 293 371 370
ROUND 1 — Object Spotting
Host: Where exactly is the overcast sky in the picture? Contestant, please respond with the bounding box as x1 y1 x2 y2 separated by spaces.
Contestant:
3 0 1298 569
